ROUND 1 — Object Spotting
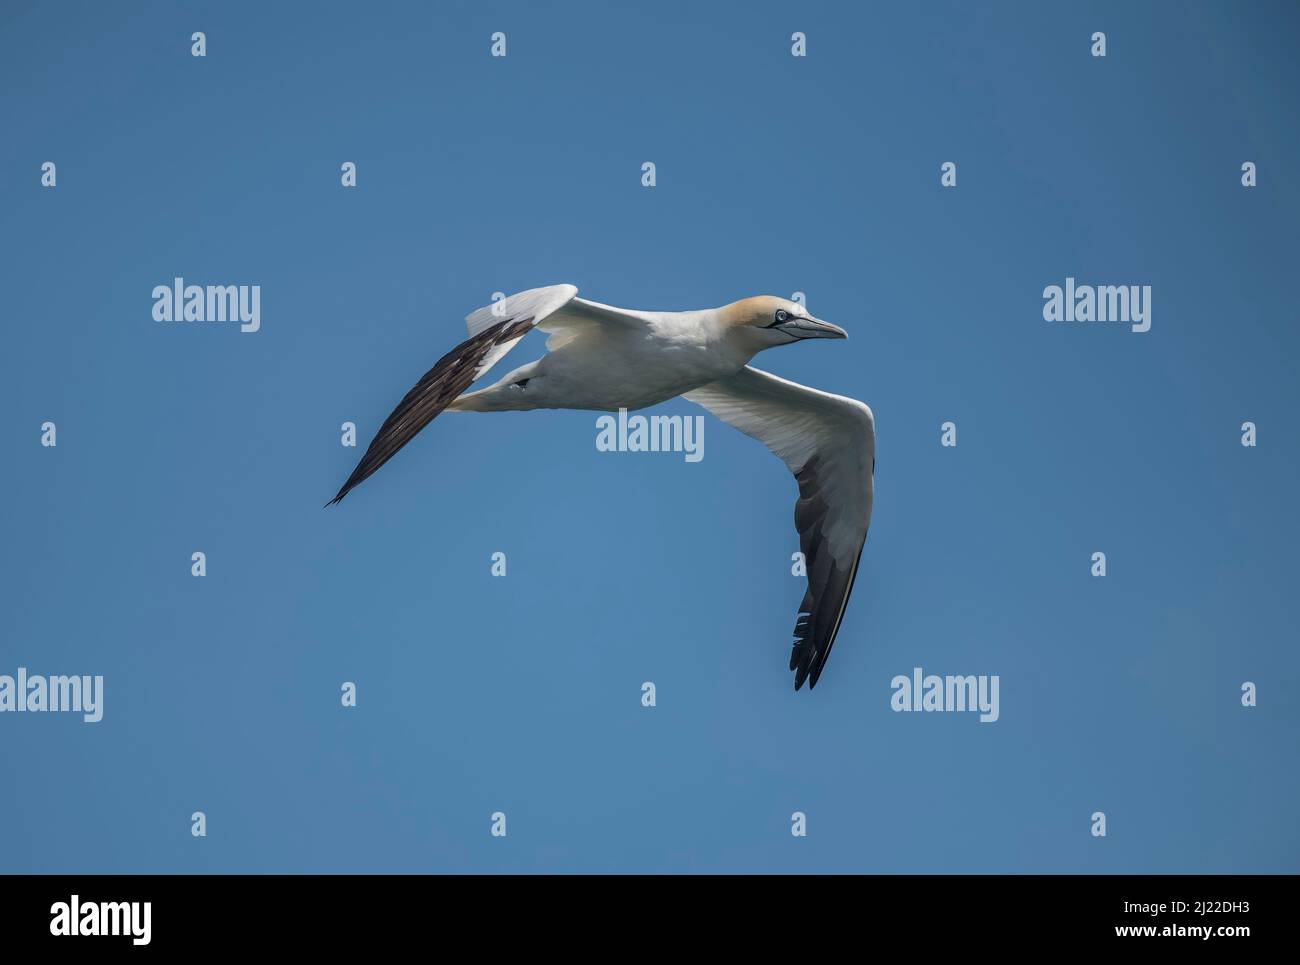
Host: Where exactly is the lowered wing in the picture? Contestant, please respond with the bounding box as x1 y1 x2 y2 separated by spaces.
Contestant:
685 366 875 690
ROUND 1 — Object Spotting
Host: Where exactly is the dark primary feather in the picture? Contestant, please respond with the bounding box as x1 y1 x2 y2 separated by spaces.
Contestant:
326 315 535 506
789 455 866 690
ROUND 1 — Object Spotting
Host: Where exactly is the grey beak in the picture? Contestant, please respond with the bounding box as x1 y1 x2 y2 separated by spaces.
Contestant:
776 315 848 340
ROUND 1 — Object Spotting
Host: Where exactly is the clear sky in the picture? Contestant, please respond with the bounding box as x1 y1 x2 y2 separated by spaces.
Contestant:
1 0 1297 873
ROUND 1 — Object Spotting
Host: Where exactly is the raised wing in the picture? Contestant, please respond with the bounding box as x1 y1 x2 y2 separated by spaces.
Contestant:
329 285 579 505
464 284 579 337
685 366 875 690
535 296 658 351
466 289 653 351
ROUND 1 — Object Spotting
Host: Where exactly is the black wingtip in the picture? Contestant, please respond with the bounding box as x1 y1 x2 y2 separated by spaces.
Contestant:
327 470 365 507
792 655 810 691
792 664 821 691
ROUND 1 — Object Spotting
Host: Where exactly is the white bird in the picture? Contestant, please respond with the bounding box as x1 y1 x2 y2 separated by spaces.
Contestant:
329 285 875 690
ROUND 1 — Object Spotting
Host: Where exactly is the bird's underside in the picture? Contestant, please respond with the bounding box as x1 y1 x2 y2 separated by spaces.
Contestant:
330 285 875 690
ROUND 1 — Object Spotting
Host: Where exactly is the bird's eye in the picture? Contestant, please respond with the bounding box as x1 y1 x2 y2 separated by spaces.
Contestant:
774 310 790 324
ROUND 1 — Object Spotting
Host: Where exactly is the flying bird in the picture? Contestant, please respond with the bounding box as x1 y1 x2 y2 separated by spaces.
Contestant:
329 286 875 690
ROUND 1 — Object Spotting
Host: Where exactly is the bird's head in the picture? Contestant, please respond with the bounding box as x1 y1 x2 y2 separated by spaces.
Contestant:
717 296 848 355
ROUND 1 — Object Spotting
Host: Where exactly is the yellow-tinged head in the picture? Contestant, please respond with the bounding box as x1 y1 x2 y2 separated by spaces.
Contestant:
716 296 848 354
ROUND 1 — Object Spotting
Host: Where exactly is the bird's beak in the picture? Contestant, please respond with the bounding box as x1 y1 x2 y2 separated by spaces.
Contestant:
776 315 848 340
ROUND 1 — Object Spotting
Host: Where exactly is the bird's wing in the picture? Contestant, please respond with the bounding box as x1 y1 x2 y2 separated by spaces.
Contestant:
464 284 579 337
684 366 875 690
555 296 657 329
536 296 658 351
466 289 653 351
329 284 578 505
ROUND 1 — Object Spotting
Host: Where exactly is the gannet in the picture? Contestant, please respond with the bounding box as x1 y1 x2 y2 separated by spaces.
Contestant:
329 285 875 690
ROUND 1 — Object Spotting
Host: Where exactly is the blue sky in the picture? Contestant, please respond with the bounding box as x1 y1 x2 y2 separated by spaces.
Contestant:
1 0 1297 872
